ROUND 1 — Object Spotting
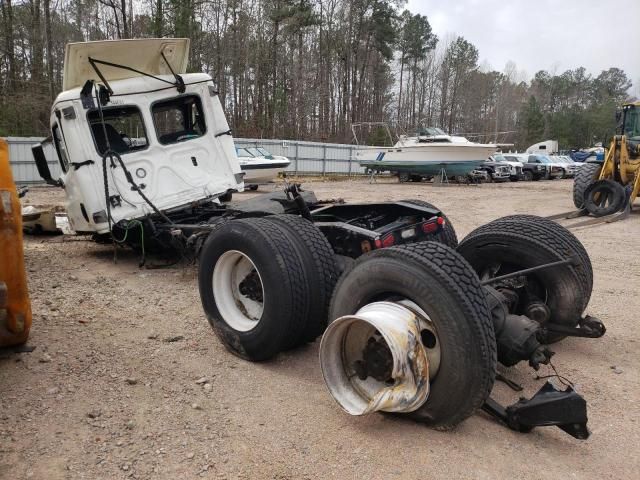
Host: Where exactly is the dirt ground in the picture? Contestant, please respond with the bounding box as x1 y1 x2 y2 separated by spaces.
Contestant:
2 178 639 479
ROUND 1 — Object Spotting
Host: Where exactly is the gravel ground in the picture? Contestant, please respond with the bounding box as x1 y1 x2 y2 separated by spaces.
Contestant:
1 178 639 479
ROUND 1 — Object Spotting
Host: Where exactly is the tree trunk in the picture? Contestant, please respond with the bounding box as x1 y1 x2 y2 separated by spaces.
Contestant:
43 0 54 100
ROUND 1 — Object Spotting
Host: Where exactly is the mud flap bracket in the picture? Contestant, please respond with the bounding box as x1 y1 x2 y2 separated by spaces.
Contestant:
545 315 606 338
482 381 590 439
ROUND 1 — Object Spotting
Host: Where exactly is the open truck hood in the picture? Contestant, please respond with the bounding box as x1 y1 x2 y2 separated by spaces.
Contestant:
63 38 190 91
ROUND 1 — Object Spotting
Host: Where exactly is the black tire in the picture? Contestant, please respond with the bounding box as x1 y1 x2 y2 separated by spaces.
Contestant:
457 225 586 343
335 254 355 277
329 242 496 430
522 170 533 181
573 163 602 209
249 185 259 191
198 218 311 361
398 172 410 183
583 179 626 217
401 199 458 248
409 174 422 182
219 191 233 202
267 214 339 341
468 215 593 312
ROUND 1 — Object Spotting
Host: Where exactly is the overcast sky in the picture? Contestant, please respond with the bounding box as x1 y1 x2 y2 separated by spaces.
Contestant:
406 0 640 92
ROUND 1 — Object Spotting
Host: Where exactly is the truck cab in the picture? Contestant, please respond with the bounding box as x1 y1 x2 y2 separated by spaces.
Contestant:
33 39 243 234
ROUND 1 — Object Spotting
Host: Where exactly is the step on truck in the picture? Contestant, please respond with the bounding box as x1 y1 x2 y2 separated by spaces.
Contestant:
32 39 606 439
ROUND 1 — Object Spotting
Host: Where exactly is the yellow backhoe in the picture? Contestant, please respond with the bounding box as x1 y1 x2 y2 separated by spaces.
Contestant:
572 101 640 219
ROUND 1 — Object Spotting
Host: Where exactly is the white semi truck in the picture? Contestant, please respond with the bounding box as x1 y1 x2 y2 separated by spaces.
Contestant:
32 39 605 439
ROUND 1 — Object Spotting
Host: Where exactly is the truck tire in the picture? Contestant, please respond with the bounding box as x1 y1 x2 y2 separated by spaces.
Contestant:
198 218 312 361
583 179 626 217
468 215 592 311
573 162 602 209
522 170 533 181
329 242 496 430
457 226 586 343
398 172 410 183
401 199 458 248
267 214 339 341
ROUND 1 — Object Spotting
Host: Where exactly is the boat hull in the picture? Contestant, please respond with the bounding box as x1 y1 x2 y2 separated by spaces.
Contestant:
360 159 486 177
357 143 496 177
240 160 290 184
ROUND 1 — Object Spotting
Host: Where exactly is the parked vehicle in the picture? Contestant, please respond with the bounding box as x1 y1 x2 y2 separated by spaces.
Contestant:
550 155 580 178
503 154 563 180
491 153 523 181
526 140 559 155
31 39 605 438
481 155 515 182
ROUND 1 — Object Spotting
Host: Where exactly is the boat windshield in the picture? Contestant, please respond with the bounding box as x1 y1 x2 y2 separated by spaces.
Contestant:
419 127 447 136
236 148 254 158
246 147 274 158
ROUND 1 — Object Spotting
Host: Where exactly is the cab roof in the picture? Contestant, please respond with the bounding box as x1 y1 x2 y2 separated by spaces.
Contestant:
63 38 190 91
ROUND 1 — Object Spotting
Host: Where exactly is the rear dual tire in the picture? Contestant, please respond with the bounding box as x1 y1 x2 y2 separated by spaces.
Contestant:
198 215 337 361
457 215 592 343
329 242 497 430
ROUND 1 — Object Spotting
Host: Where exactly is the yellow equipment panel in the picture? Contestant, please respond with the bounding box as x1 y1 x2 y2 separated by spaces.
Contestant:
0 138 32 345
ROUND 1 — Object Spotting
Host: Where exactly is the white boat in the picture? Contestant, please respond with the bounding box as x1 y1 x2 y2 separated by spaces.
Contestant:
356 127 498 178
236 147 290 185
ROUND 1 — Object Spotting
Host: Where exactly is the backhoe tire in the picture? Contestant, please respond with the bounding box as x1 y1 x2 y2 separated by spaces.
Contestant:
583 179 626 217
573 162 602 209
468 215 593 311
267 214 339 341
198 218 312 361
401 199 458 248
329 242 496 430
457 223 587 343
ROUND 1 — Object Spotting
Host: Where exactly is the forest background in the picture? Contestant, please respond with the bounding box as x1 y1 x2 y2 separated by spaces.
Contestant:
0 0 634 148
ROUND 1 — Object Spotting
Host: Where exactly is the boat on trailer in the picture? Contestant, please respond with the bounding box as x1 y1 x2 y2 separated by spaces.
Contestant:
355 126 498 178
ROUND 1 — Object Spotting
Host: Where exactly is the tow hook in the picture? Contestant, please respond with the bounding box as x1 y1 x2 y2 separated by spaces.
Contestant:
482 382 590 439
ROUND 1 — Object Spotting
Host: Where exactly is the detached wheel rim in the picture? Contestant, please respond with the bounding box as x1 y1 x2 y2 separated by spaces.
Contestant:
319 299 441 416
213 250 265 332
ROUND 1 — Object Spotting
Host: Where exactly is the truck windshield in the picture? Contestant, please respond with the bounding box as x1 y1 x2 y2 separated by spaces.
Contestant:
152 95 206 145
88 106 148 156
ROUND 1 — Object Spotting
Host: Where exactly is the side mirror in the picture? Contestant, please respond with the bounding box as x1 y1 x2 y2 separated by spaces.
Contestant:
31 144 62 187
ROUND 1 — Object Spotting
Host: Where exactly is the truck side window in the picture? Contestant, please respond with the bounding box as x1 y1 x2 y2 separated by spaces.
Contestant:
152 95 206 145
52 124 70 173
88 106 148 156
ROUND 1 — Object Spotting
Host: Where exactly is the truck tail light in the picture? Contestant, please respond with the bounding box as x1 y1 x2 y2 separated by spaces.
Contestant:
374 234 396 249
422 217 444 234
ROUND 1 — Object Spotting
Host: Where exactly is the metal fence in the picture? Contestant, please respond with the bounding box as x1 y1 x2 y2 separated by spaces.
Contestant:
4 136 367 184
5 137 61 184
